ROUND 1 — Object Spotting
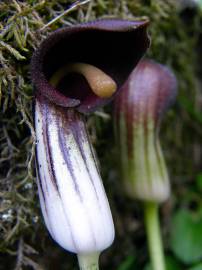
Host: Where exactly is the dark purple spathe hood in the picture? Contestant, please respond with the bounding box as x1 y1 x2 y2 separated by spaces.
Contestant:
31 19 150 114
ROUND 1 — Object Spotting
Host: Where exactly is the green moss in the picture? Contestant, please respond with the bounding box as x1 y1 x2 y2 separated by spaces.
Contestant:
0 0 201 269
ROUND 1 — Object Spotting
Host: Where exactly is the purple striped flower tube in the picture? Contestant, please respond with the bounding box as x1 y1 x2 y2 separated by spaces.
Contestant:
31 19 150 269
114 59 177 203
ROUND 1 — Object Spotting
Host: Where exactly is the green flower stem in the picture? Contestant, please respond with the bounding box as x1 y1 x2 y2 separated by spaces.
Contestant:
144 202 166 270
77 252 100 270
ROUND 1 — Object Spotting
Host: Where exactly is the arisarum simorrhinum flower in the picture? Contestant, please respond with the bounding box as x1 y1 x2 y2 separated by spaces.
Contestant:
114 59 177 203
31 19 150 269
114 59 177 270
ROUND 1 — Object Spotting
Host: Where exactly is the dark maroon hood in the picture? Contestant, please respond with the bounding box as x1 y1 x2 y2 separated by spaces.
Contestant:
31 19 150 114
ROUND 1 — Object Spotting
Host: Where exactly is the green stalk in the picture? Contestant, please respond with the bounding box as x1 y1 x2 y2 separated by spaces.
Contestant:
144 202 166 270
77 252 100 270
